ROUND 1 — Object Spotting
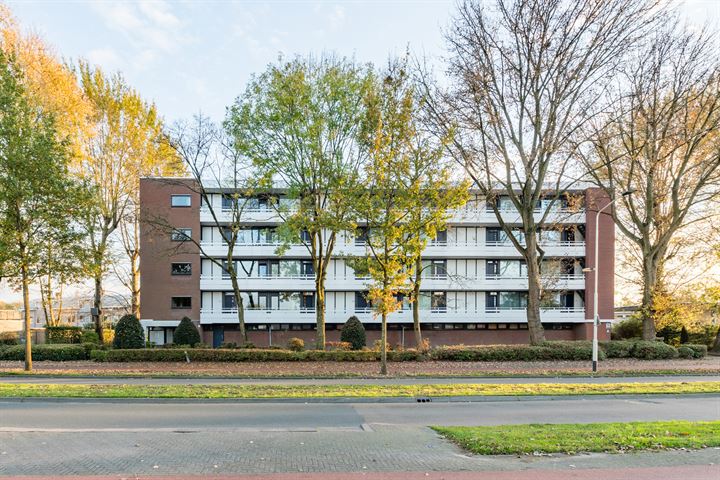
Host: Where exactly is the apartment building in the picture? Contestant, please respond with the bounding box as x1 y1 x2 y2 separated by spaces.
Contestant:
139 177 614 347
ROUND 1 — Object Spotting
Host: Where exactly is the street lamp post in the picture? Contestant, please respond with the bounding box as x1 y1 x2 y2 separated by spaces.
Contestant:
584 190 634 373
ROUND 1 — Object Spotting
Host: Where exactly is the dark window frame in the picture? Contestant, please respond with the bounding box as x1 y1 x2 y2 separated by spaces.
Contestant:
171 296 192 309
171 194 192 208
171 228 192 242
171 262 192 276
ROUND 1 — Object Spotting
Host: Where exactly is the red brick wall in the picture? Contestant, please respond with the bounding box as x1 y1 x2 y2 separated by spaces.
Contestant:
139 178 201 321
201 324 598 347
584 188 615 321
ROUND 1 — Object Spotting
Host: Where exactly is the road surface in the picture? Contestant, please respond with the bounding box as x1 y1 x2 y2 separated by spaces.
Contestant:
0 395 717 477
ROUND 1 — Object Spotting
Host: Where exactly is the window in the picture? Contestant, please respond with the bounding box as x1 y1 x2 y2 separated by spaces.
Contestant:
223 293 236 309
300 260 314 276
431 292 447 311
355 291 371 311
171 194 191 207
433 230 448 245
301 292 315 309
486 260 499 276
221 194 235 210
430 260 447 277
355 227 369 245
486 227 502 243
171 263 192 275
171 297 192 309
171 228 192 241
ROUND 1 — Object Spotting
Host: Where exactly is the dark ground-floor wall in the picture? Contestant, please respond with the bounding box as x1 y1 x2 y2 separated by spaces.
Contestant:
201 322 610 348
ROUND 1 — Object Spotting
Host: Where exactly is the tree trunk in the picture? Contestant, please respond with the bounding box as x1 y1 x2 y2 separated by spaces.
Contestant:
93 273 104 344
525 235 546 345
380 311 388 375
130 250 140 318
21 264 32 372
641 254 658 341
231 276 247 343
315 276 326 350
413 257 422 349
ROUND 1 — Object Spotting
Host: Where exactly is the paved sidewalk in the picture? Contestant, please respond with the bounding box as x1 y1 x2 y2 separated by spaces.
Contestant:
0 426 718 476
6 466 720 479
2 375 719 385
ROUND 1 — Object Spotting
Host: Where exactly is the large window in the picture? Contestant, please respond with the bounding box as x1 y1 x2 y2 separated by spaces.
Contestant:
430 260 447 277
355 291 371 311
419 291 447 311
171 228 191 241
171 263 192 275
171 297 192 309
171 194 191 207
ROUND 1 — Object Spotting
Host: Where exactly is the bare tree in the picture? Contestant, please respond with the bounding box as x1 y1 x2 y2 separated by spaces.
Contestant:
420 0 660 344
583 19 720 340
151 115 257 342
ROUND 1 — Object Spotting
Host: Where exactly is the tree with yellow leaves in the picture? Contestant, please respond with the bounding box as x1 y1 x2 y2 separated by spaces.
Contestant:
78 62 182 337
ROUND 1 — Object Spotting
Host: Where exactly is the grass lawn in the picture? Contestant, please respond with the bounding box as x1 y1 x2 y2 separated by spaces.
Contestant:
0 381 718 399
433 420 720 455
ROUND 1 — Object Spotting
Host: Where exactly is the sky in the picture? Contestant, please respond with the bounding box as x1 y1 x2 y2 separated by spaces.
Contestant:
1 0 719 304
7 0 462 124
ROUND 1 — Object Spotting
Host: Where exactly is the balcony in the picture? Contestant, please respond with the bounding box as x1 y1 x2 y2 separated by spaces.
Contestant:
199 307 586 324
199 207 290 224
200 206 585 226
199 273 586 291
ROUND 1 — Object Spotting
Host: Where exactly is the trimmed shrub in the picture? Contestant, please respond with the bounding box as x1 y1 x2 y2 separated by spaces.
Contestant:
81 330 100 344
599 340 636 358
431 344 604 362
611 317 642 340
677 346 694 359
46 326 82 344
326 341 352 351
630 341 678 360
0 332 18 345
684 344 708 359
96 348 421 363
340 316 366 350
113 314 144 349
173 317 201 347
0 344 87 361
287 337 305 352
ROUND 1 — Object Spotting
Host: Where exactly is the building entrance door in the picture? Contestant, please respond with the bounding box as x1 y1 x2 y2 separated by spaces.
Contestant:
213 325 224 348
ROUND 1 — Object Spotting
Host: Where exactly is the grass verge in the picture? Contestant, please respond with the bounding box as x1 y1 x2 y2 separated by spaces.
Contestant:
1 369 718 379
433 420 720 455
0 381 717 399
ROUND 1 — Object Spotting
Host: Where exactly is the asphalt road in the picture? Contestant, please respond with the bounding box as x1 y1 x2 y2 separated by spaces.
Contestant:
1 395 718 431
1 374 718 385
1 396 718 477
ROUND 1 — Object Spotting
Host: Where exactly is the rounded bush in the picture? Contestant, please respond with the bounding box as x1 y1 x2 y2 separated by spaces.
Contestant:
287 337 305 352
81 330 100 344
599 340 635 358
630 341 678 360
340 316 366 350
677 346 694 359
0 332 18 345
173 317 201 347
611 318 642 340
113 314 145 349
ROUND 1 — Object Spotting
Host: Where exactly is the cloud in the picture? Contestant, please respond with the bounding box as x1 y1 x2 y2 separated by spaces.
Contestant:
86 47 123 71
89 0 189 58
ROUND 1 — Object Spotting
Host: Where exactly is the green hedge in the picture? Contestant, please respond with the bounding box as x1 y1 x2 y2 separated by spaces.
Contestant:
430 343 605 362
629 341 679 360
96 348 424 363
599 340 635 358
0 344 87 361
46 326 83 344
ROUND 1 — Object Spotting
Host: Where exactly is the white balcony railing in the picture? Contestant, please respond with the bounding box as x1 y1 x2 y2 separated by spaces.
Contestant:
199 307 586 324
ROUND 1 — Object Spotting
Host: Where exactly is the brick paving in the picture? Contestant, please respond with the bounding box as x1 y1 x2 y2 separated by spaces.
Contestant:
0 426 717 477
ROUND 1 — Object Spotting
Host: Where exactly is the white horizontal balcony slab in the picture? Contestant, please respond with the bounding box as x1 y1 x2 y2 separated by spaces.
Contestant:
200 241 586 259
199 207 289 224
198 274 585 292
199 242 310 258
449 208 586 225
199 307 586 324
200 275 316 291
